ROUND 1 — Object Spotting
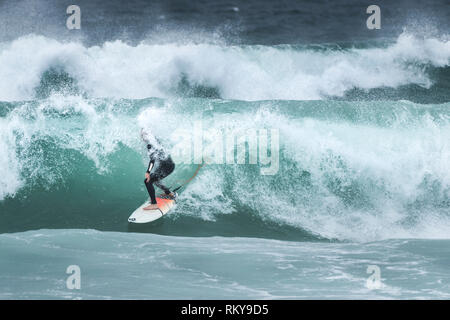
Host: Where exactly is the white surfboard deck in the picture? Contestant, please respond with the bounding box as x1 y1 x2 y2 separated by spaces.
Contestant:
128 195 176 224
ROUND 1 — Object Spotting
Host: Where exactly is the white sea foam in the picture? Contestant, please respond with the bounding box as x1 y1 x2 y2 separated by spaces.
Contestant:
0 97 449 241
0 32 449 101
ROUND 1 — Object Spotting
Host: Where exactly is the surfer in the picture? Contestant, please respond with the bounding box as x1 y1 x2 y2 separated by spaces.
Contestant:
140 129 176 210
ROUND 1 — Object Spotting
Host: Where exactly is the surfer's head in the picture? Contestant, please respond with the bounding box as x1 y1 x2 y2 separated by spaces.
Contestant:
141 128 159 150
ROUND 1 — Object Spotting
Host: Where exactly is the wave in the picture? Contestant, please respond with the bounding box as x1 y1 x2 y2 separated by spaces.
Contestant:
0 32 449 102
1 97 449 242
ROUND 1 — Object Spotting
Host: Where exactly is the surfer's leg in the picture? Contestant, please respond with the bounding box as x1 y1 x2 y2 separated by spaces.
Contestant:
144 178 157 204
148 159 176 199
152 165 174 195
154 180 171 195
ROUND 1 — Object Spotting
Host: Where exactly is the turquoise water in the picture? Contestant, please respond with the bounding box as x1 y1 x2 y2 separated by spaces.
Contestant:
1 229 449 299
1 97 450 241
1 95 450 299
0 10 449 298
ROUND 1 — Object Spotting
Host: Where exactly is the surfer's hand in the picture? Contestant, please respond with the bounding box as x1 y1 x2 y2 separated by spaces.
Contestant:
145 172 150 183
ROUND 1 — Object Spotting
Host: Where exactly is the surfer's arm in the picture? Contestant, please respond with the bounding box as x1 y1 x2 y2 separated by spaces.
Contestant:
146 159 155 173
145 160 154 183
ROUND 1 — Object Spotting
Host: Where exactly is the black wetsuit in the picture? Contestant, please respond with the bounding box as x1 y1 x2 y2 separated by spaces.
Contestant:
144 143 175 204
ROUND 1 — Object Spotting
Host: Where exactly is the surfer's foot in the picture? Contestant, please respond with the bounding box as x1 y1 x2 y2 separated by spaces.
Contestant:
168 192 177 199
143 204 158 210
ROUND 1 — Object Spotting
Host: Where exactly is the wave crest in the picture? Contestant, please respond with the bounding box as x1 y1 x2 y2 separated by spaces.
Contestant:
0 33 449 101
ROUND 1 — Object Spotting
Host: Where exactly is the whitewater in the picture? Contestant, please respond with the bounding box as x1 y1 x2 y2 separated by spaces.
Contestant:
1 29 449 298
0 33 449 102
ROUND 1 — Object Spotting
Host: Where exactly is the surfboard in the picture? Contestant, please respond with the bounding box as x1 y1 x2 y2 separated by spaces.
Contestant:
128 163 204 223
128 194 176 224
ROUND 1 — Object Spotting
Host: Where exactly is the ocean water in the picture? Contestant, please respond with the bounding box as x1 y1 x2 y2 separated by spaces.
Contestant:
0 0 449 299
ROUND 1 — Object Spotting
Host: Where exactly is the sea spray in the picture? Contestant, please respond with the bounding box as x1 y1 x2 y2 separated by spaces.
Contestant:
1 97 449 241
0 33 448 101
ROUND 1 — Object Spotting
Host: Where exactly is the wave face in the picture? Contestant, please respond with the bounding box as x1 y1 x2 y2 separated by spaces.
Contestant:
1 97 449 242
0 33 449 102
